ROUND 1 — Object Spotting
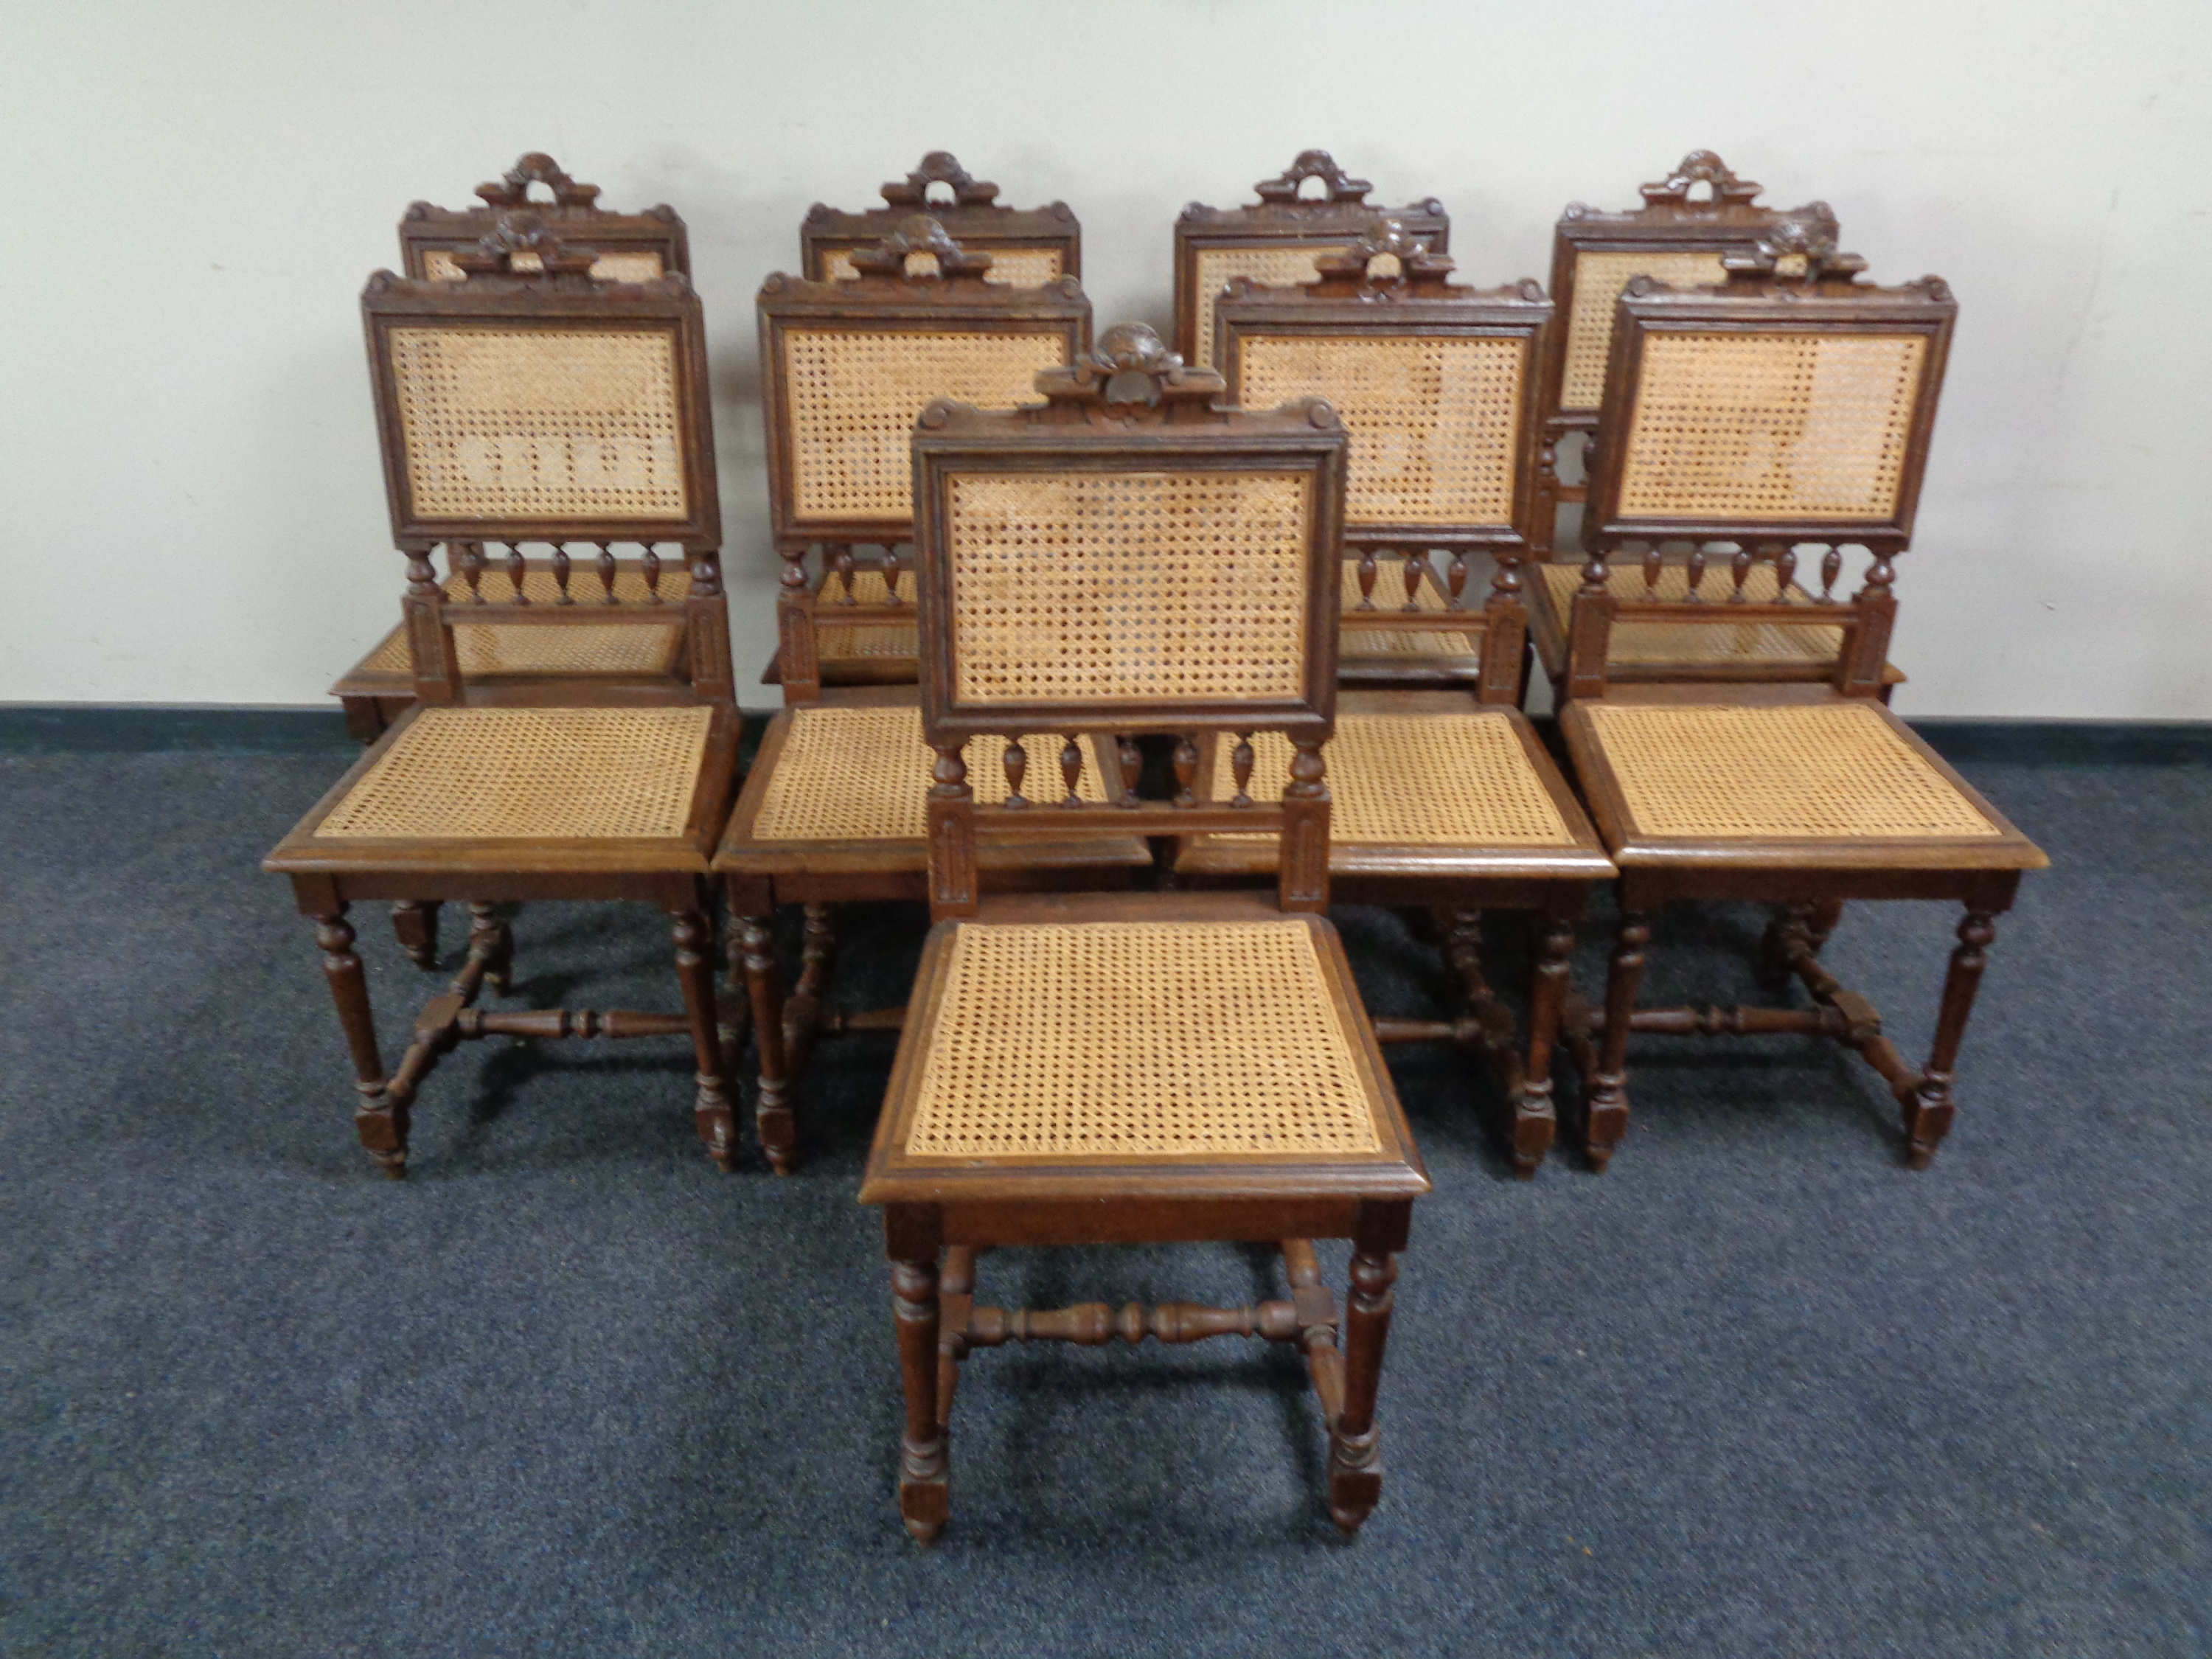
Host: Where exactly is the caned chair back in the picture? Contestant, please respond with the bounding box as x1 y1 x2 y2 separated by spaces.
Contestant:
800 152 1080 287
361 215 730 706
398 152 689 286
911 323 1351 917
759 216 1092 700
1539 151 1832 432
1565 240 1957 702
1174 151 1449 369
1215 218 1552 700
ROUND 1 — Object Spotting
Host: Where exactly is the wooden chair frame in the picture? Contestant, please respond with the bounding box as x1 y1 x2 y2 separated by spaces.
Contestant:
1173 150 1448 369
1531 150 1833 557
860 326 1427 1541
1551 255 2045 1171
266 237 743 1178
799 150 1080 285
397 150 690 285
1214 217 1550 697
757 216 1093 702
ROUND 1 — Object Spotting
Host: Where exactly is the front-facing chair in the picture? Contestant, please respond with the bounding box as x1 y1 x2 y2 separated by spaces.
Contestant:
860 326 1429 1543
265 237 742 1177
1553 248 2046 1171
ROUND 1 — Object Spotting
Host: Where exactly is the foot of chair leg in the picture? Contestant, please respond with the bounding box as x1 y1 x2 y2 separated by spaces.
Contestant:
316 911 410 1179
1514 916 1573 1178
893 1254 948 1542
741 914 796 1175
1326 1425 1384 1534
391 900 440 970
1902 908 1995 1170
673 907 737 1172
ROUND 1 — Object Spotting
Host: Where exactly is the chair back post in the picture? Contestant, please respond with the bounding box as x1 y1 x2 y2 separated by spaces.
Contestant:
1216 215 1554 703
1569 241 1957 703
399 150 689 284
1534 150 1838 555
361 213 727 708
757 218 1093 702
1174 151 1449 368
911 323 1349 919
800 151 1082 286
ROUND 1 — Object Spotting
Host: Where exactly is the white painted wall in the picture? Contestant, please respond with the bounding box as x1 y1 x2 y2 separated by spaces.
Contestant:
3 0 2207 717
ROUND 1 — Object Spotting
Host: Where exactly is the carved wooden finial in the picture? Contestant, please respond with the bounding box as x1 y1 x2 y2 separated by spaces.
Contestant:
1638 149 1763 210
476 152 602 211
1311 216 1456 288
880 151 1001 209
452 211 599 279
846 214 996 281
1722 205 1868 285
1253 150 1372 205
1033 321 1226 411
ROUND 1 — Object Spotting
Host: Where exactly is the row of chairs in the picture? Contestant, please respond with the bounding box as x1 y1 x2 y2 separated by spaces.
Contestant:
265 149 2044 1540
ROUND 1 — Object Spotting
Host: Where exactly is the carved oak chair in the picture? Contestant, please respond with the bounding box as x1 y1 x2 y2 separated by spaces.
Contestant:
1173 150 1448 370
1551 251 2047 1172
860 325 1427 1543
1214 217 1548 695
800 150 1080 287
757 216 1092 703
336 164 695 742
722 227 1132 1171
1189 237 1615 1173
265 238 743 1178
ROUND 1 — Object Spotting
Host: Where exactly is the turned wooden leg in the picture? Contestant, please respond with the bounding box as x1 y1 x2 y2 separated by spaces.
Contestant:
468 902 513 998
1902 909 1996 1169
315 911 407 1179
1804 899 1845 958
892 1254 949 1543
1329 1241 1399 1534
1586 911 1649 1171
390 900 441 971
740 914 795 1175
1518 917 1573 1178
672 906 737 1173
936 1245 976 1429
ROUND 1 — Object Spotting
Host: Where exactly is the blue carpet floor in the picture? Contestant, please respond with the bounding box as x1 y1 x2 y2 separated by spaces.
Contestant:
1 739 2205 1655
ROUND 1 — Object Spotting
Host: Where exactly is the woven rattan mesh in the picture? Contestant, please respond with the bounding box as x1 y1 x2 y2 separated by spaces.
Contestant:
1342 630 1479 658
822 568 917 605
947 471 1311 705
423 249 664 283
821 246 1062 286
1561 250 1731 409
905 919 1382 1159
1587 703 2000 841
1214 714 1575 846
1340 560 1448 613
316 706 710 840
1239 335 1523 526
389 327 689 521
748 705 1106 843
782 329 1067 523
1618 334 1927 521
816 624 919 662
358 566 689 677
1535 563 1840 664
1193 244 1348 365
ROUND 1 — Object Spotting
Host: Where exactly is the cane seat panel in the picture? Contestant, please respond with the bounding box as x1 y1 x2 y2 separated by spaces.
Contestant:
1340 630 1481 659
1582 703 2003 841
424 248 666 285
387 328 689 521
315 706 712 841
1239 335 1523 525
817 624 920 665
1618 333 1927 521
1561 251 1731 410
1213 714 1576 846
903 919 1385 1159
820 247 1063 287
945 471 1311 706
1534 563 1842 665
748 705 1109 844
782 330 1068 522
